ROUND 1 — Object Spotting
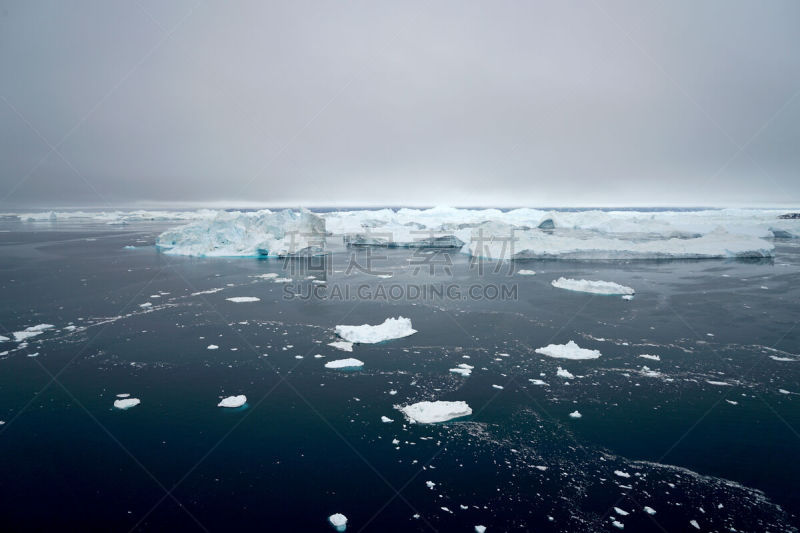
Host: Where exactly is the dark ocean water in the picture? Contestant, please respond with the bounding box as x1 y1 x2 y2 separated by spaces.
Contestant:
0 220 799 532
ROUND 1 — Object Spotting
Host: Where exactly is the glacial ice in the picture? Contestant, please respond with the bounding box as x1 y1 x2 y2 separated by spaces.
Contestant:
324 358 364 369
551 277 634 296
156 209 325 257
113 398 141 410
536 341 601 360
218 395 247 408
397 400 472 424
334 317 416 344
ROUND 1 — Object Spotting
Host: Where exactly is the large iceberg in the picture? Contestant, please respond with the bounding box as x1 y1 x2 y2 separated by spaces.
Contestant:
397 400 472 423
334 317 417 344
156 209 325 257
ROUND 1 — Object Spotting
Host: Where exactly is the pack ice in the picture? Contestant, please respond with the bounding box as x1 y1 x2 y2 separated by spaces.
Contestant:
156 209 325 257
334 317 417 344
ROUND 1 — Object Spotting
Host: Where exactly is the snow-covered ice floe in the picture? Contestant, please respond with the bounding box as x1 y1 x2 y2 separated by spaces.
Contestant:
551 277 634 296
324 358 364 369
328 513 348 531
334 317 416 344
218 395 247 408
397 400 472 424
113 398 141 410
156 209 325 257
535 340 601 360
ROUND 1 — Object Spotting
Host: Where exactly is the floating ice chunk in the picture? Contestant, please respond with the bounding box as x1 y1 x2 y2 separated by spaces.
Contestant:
690 519 700 530
491 384 504 390
556 367 574 379
397 401 472 424
207 344 219 350
24 324 54 332
328 341 354 352
611 520 624 529
569 410 582 418
705 380 731 386
252 273 279 280
528 379 548 386
614 507 629 516
324 358 364 369
139 302 152 308
622 295 634 301
639 354 660 361
614 470 631 478
381 416 393 423
643 506 656 515
191 288 223 296
517 269 536 275
335 317 416 344
12 331 42 342
27 352 39 358
218 395 247 408
449 367 472 377
116 393 130 398
0 335 8 342
157 209 325 257
113 398 140 410
474 526 487 533
551 277 634 296
226 297 260 303
535 340 601 360
770 356 799 362
328 513 348 532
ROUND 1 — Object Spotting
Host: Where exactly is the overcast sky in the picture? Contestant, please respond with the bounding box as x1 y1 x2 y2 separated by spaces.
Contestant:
1 0 798 208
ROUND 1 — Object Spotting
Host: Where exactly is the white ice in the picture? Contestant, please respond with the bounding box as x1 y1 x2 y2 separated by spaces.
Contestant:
324 358 364 369
113 398 141 410
335 317 416 344
551 277 634 296
218 395 247 408
536 340 601 360
397 400 472 424
556 367 574 379
328 513 347 532
226 297 260 303
328 341 354 352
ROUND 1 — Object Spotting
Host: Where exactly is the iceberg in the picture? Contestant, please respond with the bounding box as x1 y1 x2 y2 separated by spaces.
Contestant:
535 341 601 360
550 278 634 296
156 209 325 257
397 400 472 424
218 395 247 408
334 317 416 344
328 513 348 532
569 410 582 418
113 398 141 410
556 367 574 379
324 358 364 369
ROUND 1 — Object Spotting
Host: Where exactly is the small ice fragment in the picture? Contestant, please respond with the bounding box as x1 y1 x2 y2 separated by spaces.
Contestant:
491 384 504 390
397 401 472 424
689 519 700 530
207 344 219 350
536 340 601 360
324 358 364 369
551 277 634 295
556 367 574 379
614 507 629 516
611 520 624 529
218 395 247 408
328 513 347 531
474 526 487 533
139 302 152 308
225 297 260 303
425 481 435 489
381 416 393 423
517 269 536 275
328 341 354 352
334 316 416 344
614 470 631 478
114 398 141 410
638 354 660 361
643 506 656 515
569 410 582 418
